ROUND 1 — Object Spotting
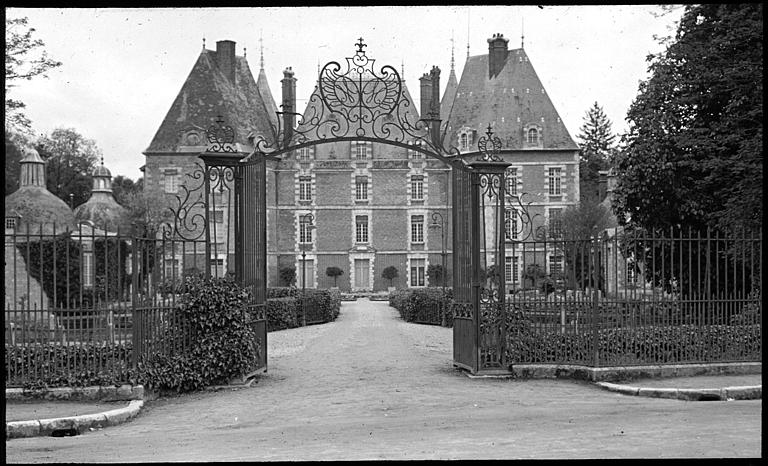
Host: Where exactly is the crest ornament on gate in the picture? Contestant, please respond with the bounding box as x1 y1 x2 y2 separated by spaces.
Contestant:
206 115 236 153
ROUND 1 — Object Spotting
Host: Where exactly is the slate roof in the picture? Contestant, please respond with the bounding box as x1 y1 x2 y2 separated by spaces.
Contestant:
443 48 579 151
145 49 279 154
440 67 459 122
5 147 76 235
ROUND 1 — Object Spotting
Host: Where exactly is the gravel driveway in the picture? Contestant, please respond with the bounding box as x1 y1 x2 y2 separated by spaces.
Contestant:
6 299 762 461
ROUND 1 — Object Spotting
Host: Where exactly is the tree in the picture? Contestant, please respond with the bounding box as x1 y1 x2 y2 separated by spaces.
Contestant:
381 266 398 288
280 266 296 287
5 16 62 133
426 264 446 287
557 200 612 290
325 266 344 287
119 188 174 234
577 102 615 204
112 175 142 207
613 4 762 235
36 128 101 208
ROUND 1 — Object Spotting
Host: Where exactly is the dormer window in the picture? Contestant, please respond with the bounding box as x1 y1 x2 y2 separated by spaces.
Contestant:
297 146 314 161
527 128 539 145
523 124 543 148
408 140 424 159
457 127 476 152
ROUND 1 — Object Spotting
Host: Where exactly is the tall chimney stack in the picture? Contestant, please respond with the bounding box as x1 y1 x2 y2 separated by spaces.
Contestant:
419 72 433 121
281 67 297 145
487 33 509 79
216 40 237 84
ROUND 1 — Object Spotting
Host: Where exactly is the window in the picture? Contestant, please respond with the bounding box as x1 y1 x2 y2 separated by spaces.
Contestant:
505 256 519 284
83 253 94 288
5 217 17 230
410 258 426 287
460 133 469 151
299 216 313 243
164 170 180 194
548 167 562 196
506 168 517 196
354 141 370 159
527 128 539 145
210 258 225 277
411 215 424 243
209 210 224 223
626 260 637 285
548 208 563 238
297 146 313 161
355 176 368 201
410 175 424 201
549 255 564 276
505 209 518 240
299 176 312 201
408 140 424 159
164 259 179 279
355 215 369 243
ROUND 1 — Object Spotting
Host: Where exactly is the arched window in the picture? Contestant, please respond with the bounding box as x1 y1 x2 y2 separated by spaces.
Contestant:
527 128 539 144
460 133 469 151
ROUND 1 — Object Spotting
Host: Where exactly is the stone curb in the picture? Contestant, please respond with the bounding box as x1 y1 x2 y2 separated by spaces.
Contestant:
595 382 762 401
5 384 144 402
6 400 144 440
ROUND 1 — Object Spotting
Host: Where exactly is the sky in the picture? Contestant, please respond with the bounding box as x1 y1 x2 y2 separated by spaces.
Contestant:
7 6 684 181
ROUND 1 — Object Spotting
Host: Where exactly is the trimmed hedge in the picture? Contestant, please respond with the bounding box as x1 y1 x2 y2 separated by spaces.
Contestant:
5 344 134 389
266 297 299 331
389 288 453 326
265 288 341 331
505 315 762 366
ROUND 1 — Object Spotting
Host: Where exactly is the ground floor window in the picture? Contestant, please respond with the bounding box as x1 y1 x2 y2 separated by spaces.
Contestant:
410 258 426 287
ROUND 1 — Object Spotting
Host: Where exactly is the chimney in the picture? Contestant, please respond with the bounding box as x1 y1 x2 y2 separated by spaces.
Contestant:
429 66 441 143
216 40 237 84
487 33 509 79
419 72 433 120
281 67 297 145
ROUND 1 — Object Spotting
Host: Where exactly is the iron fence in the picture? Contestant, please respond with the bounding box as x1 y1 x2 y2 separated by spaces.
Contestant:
3 223 236 387
503 228 762 367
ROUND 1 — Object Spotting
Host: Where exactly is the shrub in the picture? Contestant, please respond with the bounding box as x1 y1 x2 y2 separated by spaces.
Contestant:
267 287 299 299
389 288 453 325
382 266 399 288
279 266 296 287
427 264 447 287
325 266 344 287
136 276 261 393
266 297 298 331
5 343 134 389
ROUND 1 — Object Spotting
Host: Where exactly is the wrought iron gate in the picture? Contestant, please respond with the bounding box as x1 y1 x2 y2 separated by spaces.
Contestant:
451 161 476 372
160 38 514 376
236 158 268 374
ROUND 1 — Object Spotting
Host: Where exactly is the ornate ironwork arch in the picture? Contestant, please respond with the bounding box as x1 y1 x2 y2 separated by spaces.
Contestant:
243 38 461 166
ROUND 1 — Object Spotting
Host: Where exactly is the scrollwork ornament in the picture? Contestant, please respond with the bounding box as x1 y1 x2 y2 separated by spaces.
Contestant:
476 124 503 162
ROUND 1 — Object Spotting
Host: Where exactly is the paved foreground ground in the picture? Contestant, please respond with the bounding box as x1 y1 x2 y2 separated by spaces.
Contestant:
6 299 762 461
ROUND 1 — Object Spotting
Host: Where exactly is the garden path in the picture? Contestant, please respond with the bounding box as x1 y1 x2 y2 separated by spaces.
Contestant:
6 299 762 461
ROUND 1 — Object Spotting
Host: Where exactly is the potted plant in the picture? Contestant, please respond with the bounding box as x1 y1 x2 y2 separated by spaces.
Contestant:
325 266 344 289
382 266 398 292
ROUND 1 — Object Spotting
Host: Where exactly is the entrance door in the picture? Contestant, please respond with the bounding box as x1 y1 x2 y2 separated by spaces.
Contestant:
354 259 370 290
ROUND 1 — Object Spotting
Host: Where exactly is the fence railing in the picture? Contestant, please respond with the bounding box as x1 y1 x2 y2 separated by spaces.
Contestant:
502 228 762 367
3 223 247 387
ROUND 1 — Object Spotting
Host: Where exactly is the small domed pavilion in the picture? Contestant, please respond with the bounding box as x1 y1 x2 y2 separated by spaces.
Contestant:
4 146 76 236
73 158 130 232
